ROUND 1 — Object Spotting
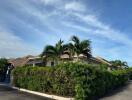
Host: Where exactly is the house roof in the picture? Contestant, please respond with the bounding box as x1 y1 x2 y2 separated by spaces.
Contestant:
8 54 112 67
94 56 112 66
73 54 87 58
60 54 70 59
8 55 36 67
60 54 88 59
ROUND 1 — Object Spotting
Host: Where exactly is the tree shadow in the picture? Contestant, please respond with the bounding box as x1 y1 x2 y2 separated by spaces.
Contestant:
99 81 131 99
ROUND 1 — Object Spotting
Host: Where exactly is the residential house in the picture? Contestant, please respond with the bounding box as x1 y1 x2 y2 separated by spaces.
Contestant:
8 55 112 69
8 55 43 67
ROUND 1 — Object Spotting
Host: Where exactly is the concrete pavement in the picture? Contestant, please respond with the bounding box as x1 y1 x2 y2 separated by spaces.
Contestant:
0 84 53 100
100 81 132 100
1 82 132 100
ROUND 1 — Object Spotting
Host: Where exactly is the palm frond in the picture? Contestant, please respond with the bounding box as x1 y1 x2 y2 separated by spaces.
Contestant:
71 35 80 44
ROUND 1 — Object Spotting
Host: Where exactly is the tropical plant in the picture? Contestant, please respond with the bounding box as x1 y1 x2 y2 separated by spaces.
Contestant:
41 36 92 63
41 39 66 63
0 58 8 73
110 60 128 69
0 58 8 81
69 35 92 60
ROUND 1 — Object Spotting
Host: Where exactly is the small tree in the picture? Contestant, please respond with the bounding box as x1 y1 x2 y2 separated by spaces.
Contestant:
110 60 128 69
0 58 8 81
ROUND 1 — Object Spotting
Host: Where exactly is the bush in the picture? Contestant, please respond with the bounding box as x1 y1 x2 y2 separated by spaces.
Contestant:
0 58 8 82
12 63 129 100
125 68 132 80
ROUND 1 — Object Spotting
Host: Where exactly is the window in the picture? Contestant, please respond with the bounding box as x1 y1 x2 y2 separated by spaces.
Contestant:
51 62 54 66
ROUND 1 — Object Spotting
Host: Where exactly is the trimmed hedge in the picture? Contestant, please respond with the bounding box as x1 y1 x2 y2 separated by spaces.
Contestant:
126 68 132 80
12 63 129 100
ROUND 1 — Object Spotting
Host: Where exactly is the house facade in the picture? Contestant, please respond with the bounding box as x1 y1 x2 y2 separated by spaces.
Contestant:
8 55 112 69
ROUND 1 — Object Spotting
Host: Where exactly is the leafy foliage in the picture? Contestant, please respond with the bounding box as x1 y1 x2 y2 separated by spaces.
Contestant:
41 39 65 60
12 63 129 100
70 36 91 58
41 36 92 63
0 58 8 81
110 60 128 69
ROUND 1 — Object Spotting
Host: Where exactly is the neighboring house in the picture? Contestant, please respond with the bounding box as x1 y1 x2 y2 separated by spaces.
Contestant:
8 55 112 70
44 54 112 68
92 56 113 71
8 55 44 67
26 56 44 66
94 56 112 66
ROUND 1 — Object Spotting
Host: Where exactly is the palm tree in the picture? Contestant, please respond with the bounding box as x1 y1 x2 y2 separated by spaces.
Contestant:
69 35 92 60
41 39 65 64
41 36 92 64
63 43 74 58
110 60 128 69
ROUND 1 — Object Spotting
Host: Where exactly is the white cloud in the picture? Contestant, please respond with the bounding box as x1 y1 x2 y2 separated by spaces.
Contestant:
1 0 132 65
65 1 86 12
39 0 61 5
0 30 39 58
93 45 132 65
72 13 110 30
62 12 132 46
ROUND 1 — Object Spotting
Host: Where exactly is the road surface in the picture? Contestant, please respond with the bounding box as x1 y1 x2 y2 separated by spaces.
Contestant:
0 84 53 100
1 82 132 100
100 81 132 100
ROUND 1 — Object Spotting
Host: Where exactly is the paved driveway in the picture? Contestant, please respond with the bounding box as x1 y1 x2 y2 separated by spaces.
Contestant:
0 84 53 100
100 81 132 100
1 82 132 100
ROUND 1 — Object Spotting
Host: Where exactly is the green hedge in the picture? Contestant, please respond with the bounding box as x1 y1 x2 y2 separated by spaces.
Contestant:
126 68 132 80
12 63 129 100
0 58 8 82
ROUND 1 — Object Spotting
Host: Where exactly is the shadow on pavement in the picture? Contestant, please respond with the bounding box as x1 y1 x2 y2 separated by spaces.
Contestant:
0 84 54 100
100 81 131 99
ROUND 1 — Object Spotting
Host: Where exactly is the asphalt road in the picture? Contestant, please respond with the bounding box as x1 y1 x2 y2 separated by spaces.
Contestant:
1 82 132 100
100 81 132 100
0 84 53 100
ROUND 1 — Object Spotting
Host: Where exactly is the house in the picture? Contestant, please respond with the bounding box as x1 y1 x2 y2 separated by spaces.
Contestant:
8 55 112 69
43 54 112 68
8 55 44 67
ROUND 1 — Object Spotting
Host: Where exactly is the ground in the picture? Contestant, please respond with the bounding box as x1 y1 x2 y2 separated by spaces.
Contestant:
100 81 132 100
0 84 53 100
1 82 132 100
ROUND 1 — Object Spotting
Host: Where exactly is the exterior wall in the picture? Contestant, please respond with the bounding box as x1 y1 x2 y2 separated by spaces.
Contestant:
26 59 44 67
46 60 57 67
46 60 52 66
73 57 89 64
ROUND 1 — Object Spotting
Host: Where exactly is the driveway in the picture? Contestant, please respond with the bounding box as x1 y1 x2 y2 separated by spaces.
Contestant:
0 84 53 100
100 81 132 100
1 82 132 100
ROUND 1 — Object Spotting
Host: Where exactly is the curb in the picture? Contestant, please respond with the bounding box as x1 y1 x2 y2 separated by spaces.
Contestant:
0 83 74 100
14 88 74 100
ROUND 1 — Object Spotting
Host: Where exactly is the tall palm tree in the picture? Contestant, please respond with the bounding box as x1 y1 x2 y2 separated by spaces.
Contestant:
41 39 65 62
69 35 92 60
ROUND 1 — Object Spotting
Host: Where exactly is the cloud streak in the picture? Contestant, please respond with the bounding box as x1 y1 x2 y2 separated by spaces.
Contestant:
0 29 39 58
62 12 132 46
65 1 86 12
0 0 132 65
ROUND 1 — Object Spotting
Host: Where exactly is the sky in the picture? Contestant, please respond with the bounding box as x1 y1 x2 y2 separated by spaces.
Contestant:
0 0 132 65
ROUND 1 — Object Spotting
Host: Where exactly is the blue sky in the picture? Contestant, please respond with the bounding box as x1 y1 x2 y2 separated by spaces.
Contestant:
0 0 132 65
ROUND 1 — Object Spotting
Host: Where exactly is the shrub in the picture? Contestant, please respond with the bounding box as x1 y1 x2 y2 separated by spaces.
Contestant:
126 68 132 80
12 63 129 100
0 58 8 82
